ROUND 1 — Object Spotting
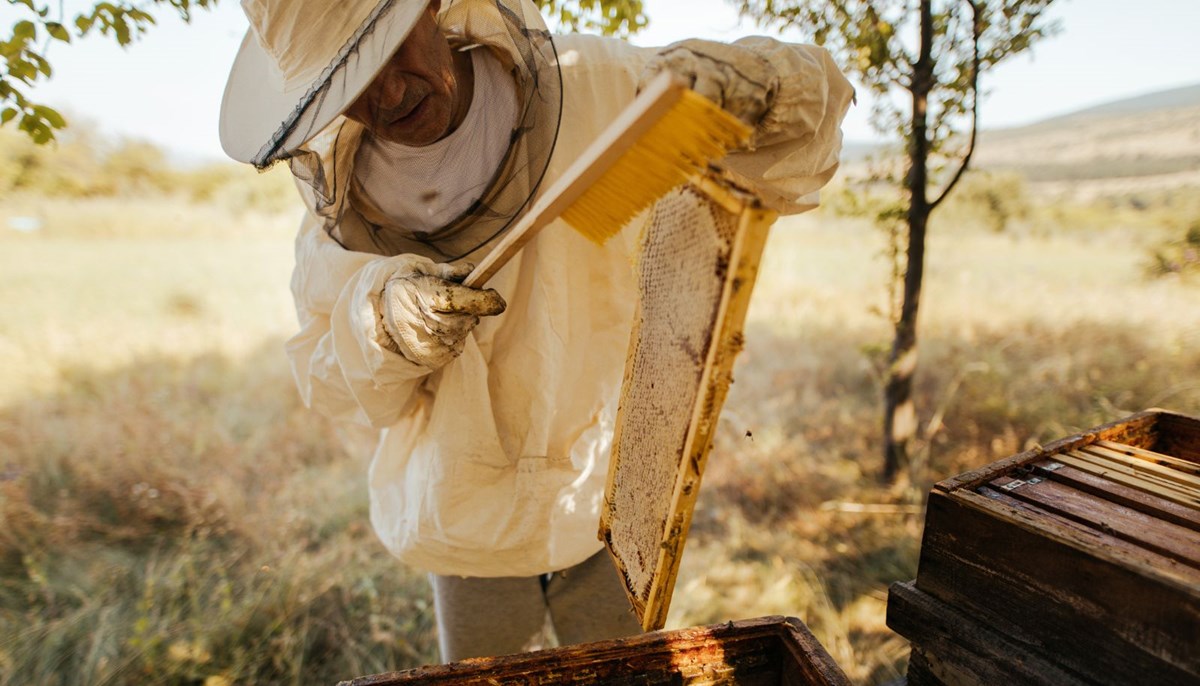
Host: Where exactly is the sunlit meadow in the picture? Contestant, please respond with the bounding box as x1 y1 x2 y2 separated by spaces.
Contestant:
1 145 1198 684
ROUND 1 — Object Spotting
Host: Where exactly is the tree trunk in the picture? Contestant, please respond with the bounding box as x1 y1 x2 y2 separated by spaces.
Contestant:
882 0 934 483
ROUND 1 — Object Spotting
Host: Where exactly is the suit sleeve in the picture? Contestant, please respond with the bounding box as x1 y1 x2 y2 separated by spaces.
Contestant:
285 212 434 429
718 37 855 214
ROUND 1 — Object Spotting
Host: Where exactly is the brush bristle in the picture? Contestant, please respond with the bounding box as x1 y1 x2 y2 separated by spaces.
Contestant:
561 89 752 245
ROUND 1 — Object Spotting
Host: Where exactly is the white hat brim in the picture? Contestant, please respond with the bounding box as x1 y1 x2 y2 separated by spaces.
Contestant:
219 1 427 165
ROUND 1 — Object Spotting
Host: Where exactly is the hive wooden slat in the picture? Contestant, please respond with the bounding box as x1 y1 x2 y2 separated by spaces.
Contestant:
1080 444 1200 490
1096 439 1200 476
1031 459 1200 531
989 474 1200 566
1054 450 1200 508
888 581 1092 686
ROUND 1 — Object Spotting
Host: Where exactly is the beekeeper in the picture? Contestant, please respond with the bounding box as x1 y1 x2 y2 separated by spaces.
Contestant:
220 0 852 663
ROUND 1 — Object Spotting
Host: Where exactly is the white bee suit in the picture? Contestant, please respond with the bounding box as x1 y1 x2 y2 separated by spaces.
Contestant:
285 2 855 578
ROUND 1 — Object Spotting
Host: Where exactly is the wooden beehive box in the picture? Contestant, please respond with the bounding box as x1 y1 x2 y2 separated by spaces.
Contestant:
338 616 851 685
887 409 1200 686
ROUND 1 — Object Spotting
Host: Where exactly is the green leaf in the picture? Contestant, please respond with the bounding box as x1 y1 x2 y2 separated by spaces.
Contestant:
32 104 65 128
29 52 52 77
12 20 37 41
128 9 157 26
76 15 95 34
10 60 36 82
0 107 17 125
114 15 132 45
46 22 71 43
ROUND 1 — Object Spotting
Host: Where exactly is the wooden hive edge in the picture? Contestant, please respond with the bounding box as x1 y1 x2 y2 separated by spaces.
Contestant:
933 409 1192 493
886 580 1093 686
914 489 1200 685
1156 409 1200 463
928 408 1200 599
338 616 849 686
941 486 1200 597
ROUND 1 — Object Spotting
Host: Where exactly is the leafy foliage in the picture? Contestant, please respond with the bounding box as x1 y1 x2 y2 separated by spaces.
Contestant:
3 0 645 146
941 170 1030 233
733 0 1056 147
538 0 646 36
2 0 216 143
0 123 296 214
1149 220 1200 278
733 0 1060 481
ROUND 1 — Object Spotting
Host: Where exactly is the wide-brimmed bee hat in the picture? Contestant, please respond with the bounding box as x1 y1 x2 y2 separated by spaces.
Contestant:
220 0 450 167
220 0 562 262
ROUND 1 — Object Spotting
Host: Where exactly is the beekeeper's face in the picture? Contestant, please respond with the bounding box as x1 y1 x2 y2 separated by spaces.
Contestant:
344 0 467 146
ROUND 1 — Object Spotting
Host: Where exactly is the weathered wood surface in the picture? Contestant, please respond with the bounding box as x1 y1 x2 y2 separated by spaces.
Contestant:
933 409 1168 493
337 616 851 686
1159 411 1200 463
1053 451 1200 508
902 651 946 686
1029 459 1200 531
1072 444 1200 492
887 581 1091 686
1094 439 1200 476
936 409 1200 494
988 474 1200 565
892 410 1200 686
600 174 776 631
915 488 1200 685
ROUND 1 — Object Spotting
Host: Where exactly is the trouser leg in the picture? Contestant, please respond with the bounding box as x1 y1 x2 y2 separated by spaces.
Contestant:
429 572 548 662
545 549 642 647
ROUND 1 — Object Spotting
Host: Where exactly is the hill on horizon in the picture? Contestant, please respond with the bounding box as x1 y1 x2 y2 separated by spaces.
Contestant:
840 82 1200 198
975 82 1200 196
1003 81 1200 130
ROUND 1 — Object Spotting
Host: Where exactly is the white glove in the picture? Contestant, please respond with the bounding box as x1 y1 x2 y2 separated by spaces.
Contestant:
638 39 780 129
375 261 506 370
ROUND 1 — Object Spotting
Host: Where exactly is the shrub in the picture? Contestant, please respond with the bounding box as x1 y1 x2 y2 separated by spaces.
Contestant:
1148 219 1200 278
940 171 1031 233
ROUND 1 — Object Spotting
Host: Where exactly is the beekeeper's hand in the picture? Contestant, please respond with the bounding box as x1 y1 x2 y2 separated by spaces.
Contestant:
638 39 779 129
375 262 506 370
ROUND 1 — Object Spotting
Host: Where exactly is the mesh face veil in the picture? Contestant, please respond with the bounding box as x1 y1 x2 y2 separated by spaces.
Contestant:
284 0 563 260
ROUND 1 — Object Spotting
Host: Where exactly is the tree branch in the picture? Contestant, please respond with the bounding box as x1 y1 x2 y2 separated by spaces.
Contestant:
929 0 980 211
983 1 1057 67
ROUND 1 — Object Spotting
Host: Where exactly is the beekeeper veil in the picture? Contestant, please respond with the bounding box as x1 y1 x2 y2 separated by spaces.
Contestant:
220 0 562 259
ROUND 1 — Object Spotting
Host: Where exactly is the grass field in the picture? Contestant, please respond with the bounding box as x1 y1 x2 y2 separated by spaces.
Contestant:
1 196 1198 685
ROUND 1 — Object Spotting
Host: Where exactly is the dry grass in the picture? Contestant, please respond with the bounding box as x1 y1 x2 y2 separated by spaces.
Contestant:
1 196 1198 685
0 213 438 685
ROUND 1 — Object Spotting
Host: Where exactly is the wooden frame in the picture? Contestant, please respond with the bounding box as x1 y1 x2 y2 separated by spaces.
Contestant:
337 616 851 686
599 173 777 631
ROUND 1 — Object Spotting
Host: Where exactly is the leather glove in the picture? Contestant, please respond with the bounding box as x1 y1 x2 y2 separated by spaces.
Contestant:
376 261 506 370
638 39 780 129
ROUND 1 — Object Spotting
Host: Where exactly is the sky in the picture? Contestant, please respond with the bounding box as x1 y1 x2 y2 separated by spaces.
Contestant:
5 0 1199 163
